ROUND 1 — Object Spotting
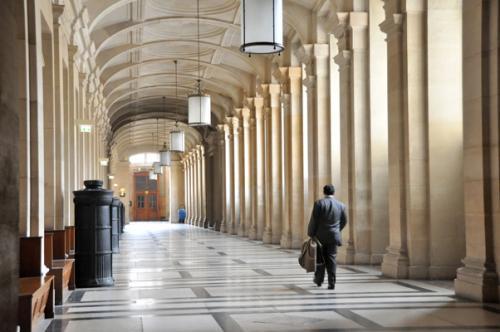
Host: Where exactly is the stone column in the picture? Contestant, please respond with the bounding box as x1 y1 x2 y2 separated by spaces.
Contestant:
313 44 332 198
368 0 389 265
254 96 266 240
269 84 282 244
0 0 20 328
455 0 499 302
67 45 78 226
28 0 45 239
185 158 192 224
333 20 355 263
169 157 184 223
18 4 30 236
241 107 252 237
42 29 56 232
248 106 258 240
52 4 65 231
216 125 226 231
199 145 207 228
280 75 292 248
261 85 273 243
380 1 430 279
335 11 372 264
188 154 195 224
288 67 304 248
225 119 235 234
232 114 241 235
193 150 201 226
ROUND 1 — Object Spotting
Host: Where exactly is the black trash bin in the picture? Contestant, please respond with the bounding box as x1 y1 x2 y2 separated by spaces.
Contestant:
73 180 114 287
111 197 120 253
119 201 125 234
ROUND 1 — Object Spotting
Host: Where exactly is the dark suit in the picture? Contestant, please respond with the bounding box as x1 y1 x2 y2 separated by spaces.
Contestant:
307 196 347 287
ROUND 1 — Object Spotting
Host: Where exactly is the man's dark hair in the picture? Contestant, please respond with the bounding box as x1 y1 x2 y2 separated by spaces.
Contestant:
323 184 335 196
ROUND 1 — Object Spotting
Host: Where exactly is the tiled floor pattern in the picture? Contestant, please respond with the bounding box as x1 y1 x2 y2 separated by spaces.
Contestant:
46 222 500 331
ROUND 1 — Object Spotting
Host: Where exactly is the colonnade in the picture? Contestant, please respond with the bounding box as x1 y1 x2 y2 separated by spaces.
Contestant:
182 145 207 228
180 0 500 303
15 0 108 273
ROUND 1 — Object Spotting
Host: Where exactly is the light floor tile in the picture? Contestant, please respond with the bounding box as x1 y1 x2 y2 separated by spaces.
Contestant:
142 315 223 332
64 317 142 332
231 311 362 331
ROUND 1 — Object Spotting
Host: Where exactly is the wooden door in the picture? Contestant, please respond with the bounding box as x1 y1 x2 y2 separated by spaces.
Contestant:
133 172 160 221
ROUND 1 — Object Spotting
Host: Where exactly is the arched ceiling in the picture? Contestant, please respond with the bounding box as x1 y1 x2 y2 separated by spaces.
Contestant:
81 0 320 155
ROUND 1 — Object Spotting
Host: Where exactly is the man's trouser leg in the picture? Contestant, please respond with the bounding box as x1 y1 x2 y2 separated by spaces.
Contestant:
314 245 325 284
323 243 338 286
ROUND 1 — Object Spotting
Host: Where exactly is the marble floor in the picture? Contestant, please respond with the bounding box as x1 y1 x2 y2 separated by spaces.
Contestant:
45 222 500 332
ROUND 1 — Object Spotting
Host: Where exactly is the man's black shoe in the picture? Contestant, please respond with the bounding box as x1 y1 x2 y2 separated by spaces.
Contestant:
328 284 335 290
314 279 322 287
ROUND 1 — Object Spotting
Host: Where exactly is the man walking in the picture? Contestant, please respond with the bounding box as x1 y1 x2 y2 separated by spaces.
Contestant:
307 184 347 289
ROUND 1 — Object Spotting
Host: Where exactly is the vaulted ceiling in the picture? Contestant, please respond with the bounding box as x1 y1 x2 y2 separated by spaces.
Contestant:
80 0 322 158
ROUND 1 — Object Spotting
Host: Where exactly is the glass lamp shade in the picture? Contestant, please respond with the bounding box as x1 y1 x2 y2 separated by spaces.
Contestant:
188 94 211 126
149 170 157 180
159 147 171 166
153 162 162 175
240 0 284 54
170 130 185 152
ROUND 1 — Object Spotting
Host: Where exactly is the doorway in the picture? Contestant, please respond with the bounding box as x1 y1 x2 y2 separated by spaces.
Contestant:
133 171 160 221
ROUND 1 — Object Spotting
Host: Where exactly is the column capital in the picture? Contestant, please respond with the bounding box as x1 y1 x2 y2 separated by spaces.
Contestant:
254 96 264 110
379 13 404 38
258 84 269 98
52 4 65 24
349 11 368 30
334 50 352 69
269 83 281 96
241 108 251 125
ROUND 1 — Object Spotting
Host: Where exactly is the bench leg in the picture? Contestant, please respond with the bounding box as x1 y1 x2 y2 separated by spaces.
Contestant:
45 279 54 319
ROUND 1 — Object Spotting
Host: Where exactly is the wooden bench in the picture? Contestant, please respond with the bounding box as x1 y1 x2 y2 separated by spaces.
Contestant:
45 231 75 305
18 275 54 332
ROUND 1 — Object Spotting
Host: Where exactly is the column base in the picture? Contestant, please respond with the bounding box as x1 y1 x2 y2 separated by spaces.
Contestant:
202 218 208 228
220 221 227 233
230 222 238 235
262 227 272 243
248 225 257 240
337 242 355 265
454 257 498 302
280 232 292 249
238 224 246 237
381 246 409 278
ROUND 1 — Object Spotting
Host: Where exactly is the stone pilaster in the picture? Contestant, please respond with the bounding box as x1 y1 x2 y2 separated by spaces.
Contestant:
334 15 355 264
280 71 292 249
288 67 304 249
261 85 273 244
241 107 252 237
269 84 282 244
216 124 226 232
454 0 499 302
52 4 65 231
380 0 430 279
253 96 266 240
224 120 234 234
199 145 207 228
231 114 241 235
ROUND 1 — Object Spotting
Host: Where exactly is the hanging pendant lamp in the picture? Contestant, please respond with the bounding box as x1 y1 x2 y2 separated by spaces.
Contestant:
153 161 163 175
171 60 185 152
159 99 172 166
188 0 211 126
240 0 284 55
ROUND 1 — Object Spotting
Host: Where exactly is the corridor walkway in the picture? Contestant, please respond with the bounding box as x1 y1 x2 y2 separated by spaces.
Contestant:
47 223 500 332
